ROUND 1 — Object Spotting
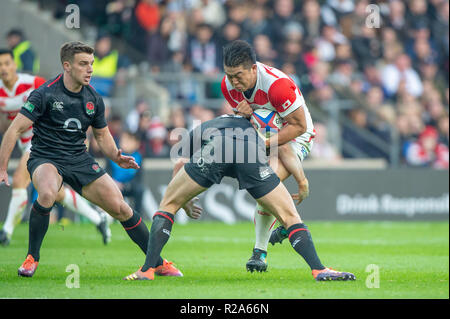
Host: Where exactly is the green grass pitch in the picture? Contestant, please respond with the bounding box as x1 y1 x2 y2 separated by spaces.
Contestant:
0 221 448 299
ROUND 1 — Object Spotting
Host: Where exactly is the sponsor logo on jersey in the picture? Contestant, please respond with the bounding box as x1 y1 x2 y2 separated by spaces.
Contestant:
259 166 271 180
52 101 64 111
23 101 35 113
86 102 95 115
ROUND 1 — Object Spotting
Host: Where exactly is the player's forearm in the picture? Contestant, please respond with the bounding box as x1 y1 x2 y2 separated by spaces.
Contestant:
173 158 189 178
0 126 22 170
94 130 119 162
278 144 306 185
269 124 305 146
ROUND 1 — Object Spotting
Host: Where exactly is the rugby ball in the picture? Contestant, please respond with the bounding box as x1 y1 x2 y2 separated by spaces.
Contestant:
250 108 283 137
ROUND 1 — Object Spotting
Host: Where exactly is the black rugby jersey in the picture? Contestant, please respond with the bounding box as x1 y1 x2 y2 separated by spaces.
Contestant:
19 74 107 160
186 114 267 164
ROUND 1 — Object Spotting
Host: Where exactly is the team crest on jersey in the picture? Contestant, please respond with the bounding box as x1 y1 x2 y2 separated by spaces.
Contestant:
92 163 101 172
86 102 95 115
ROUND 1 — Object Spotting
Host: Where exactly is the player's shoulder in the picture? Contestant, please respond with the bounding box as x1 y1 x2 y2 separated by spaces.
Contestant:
38 74 63 92
256 62 293 90
83 84 103 102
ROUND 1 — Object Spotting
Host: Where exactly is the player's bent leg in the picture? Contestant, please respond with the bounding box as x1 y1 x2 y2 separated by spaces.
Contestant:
81 173 148 253
246 156 290 271
56 186 111 244
159 166 207 214
1 152 31 245
256 183 355 281
18 163 62 277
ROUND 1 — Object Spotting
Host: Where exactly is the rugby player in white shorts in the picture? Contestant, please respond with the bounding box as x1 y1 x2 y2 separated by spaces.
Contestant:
221 40 315 272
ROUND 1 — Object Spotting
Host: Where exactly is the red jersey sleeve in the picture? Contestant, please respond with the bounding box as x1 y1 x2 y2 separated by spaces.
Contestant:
33 76 46 89
267 78 301 117
221 76 238 108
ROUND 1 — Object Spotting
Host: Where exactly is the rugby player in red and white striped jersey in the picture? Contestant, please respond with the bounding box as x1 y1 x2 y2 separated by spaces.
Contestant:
221 40 315 273
0 49 110 246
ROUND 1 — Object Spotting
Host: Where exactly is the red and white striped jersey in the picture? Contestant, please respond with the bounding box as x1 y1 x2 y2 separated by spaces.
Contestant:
221 62 315 138
0 73 46 152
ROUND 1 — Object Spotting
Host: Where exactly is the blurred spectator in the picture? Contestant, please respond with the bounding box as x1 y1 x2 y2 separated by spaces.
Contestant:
300 0 324 43
405 0 430 32
328 59 356 89
404 125 449 168
192 0 226 29
342 108 387 158
270 0 297 50
242 5 272 43
6 29 39 74
187 23 219 75
126 99 151 134
315 25 348 62
309 122 341 161
91 34 130 96
217 21 243 62
351 26 382 69
386 0 408 41
437 114 449 147
106 130 145 212
253 34 278 65
135 0 160 34
146 117 170 157
381 53 423 98
105 0 135 37
108 113 124 143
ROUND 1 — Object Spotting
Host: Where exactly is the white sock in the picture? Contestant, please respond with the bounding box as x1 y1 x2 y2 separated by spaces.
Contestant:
253 203 277 251
2 188 28 236
61 188 101 225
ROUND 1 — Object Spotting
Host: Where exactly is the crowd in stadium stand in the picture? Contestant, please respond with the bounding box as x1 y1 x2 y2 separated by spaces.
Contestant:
7 0 450 168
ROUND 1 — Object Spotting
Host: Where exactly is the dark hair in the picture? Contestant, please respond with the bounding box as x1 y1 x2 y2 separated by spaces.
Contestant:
0 49 14 59
60 41 94 64
6 29 24 39
223 40 256 69
123 129 141 142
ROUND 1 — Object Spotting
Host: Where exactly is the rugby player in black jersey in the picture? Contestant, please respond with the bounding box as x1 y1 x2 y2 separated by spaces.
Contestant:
0 42 189 277
123 114 356 282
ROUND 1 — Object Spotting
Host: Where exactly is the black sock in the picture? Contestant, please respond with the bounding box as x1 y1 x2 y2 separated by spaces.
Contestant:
141 211 174 272
27 201 52 262
287 223 325 270
120 211 150 254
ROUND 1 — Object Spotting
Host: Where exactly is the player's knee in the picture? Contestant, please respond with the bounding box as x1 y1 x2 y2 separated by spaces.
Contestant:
107 199 132 221
37 189 58 207
277 209 300 227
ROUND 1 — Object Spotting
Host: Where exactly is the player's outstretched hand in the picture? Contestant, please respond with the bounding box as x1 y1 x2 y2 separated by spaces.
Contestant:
0 169 9 187
116 149 140 169
183 197 203 219
291 178 309 205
